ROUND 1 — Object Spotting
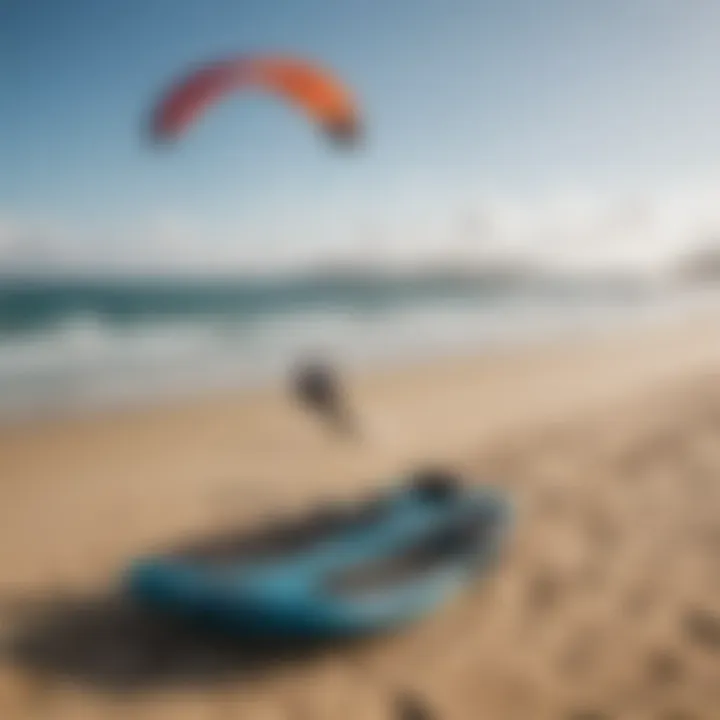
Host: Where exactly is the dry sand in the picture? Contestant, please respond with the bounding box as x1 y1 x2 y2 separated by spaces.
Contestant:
2 311 720 719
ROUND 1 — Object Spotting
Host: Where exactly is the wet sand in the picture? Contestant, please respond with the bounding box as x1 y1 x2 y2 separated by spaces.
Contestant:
2 310 720 719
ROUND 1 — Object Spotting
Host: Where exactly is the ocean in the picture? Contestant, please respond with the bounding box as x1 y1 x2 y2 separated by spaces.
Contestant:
0 272 709 422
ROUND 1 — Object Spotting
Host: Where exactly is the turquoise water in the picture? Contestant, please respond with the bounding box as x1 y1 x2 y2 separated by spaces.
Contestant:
0 272 672 420
0 272 644 334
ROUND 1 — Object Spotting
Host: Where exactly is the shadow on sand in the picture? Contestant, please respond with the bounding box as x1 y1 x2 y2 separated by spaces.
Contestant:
1 501 390 695
2 589 367 694
2 590 437 720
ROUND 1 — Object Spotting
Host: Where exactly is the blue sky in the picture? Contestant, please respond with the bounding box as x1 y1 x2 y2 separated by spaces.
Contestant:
3 0 720 271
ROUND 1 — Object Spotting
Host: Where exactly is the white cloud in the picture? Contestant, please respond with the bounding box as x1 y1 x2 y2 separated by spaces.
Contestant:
2 179 720 275
457 180 720 271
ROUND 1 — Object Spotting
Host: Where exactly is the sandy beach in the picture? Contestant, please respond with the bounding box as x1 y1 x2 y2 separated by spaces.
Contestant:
2 309 720 719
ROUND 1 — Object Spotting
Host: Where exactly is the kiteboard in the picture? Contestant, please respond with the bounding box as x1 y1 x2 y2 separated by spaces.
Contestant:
125 469 512 638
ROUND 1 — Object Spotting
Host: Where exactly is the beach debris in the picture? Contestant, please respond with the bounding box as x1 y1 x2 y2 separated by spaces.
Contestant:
681 607 720 651
394 691 436 720
565 710 611 720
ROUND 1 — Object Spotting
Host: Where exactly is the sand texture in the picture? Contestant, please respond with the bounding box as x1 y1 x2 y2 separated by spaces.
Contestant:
1 312 720 719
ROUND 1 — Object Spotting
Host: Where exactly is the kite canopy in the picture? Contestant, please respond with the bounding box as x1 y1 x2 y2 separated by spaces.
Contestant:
150 55 361 146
